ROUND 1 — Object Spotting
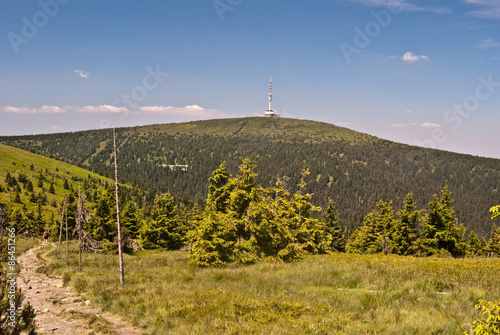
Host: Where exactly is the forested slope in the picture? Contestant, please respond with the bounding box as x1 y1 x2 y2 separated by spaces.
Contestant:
2 117 499 236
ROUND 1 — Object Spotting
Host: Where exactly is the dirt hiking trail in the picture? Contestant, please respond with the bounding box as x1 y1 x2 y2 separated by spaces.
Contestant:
17 243 143 335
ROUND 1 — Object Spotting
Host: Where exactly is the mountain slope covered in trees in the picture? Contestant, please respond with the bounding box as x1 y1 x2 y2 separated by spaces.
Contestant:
1 117 499 236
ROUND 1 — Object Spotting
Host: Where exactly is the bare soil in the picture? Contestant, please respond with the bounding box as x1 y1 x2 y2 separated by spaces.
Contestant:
17 244 143 335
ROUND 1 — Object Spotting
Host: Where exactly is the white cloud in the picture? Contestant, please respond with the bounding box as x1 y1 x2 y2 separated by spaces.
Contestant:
420 122 441 128
74 69 89 78
73 105 129 114
464 0 500 19
389 122 440 128
390 123 417 128
401 51 430 63
137 105 227 117
1 106 36 114
39 105 67 114
344 0 452 14
49 125 62 130
476 38 500 48
1 105 68 114
405 110 413 114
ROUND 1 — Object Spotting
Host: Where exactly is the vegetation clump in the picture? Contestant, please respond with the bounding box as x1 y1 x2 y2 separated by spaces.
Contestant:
188 159 336 266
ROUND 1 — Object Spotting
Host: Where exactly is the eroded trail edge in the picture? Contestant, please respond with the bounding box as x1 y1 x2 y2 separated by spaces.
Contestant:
17 244 142 335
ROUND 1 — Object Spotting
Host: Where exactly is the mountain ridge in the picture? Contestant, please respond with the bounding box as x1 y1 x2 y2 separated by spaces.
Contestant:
1 117 499 236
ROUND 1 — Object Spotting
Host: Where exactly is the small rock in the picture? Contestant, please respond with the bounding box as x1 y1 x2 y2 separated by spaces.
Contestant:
84 300 91 306
42 308 49 313
65 307 77 313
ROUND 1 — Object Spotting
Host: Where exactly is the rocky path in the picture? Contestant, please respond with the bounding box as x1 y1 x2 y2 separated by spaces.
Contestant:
17 244 143 335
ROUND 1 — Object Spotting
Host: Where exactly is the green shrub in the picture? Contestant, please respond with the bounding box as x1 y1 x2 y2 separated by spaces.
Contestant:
468 300 500 334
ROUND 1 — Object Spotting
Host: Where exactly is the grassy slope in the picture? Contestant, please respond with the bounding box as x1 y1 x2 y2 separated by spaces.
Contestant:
40 243 500 335
0 143 115 219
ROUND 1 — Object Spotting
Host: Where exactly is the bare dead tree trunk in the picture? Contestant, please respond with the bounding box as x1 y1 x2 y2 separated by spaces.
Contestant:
65 201 69 264
57 196 67 257
77 186 86 272
113 128 125 285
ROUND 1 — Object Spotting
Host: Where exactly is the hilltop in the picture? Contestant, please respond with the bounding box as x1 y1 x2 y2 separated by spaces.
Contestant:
2 117 499 236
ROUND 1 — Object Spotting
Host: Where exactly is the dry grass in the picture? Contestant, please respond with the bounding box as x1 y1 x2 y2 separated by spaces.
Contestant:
38 243 500 334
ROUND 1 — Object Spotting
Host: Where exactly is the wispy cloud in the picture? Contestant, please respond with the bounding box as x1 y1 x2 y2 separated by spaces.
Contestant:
475 38 500 48
405 110 413 114
74 69 89 78
390 123 417 128
420 122 441 128
401 51 430 63
464 0 500 19
390 122 441 128
1 105 67 114
342 0 452 14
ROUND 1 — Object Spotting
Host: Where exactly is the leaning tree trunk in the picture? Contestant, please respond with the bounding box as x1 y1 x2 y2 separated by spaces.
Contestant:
113 128 125 285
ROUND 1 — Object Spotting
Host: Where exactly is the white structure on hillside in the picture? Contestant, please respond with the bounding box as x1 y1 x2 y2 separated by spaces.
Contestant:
260 77 281 117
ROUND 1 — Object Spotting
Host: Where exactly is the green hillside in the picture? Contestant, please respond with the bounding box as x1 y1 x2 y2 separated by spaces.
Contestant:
0 143 117 223
2 117 499 236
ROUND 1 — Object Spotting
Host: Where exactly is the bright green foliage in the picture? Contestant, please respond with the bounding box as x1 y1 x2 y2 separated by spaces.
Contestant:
189 161 327 266
491 206 500 220
347 200 396 254
468 300 500 334
245 183 304 262
188 212 237 267
487 224 500 256
468 231 487 257
389 193 420 255
207 161 233 213
140 192 184 250
88 186 116 240
323 199 346 252
121 200 141 238
418 186 467 257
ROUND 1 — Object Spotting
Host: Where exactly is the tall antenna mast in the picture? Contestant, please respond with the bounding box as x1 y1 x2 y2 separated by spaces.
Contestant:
265 76 275 116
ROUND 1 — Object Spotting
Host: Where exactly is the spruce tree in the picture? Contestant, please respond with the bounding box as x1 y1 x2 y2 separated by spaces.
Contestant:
487 224 500 256
418 186 467 257
347 200 396 254
467 231 487 256
323 199 345 252
206 161 233 213
389 193 419 255
139 193 184 250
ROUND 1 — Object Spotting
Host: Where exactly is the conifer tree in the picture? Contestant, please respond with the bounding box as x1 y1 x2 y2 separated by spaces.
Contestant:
49 182 56 194
139 193 184 250
389 193 419 255
323 199 345 252
487 224 500 256
206 161 233 213
418 186 467 257
347 200 396 254
467 231 487 256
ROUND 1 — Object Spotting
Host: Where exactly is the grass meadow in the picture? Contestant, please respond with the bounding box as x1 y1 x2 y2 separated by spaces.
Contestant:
36 242 500 335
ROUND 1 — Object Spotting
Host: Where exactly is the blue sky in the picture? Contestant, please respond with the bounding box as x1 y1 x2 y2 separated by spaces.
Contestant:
1 0 499 158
